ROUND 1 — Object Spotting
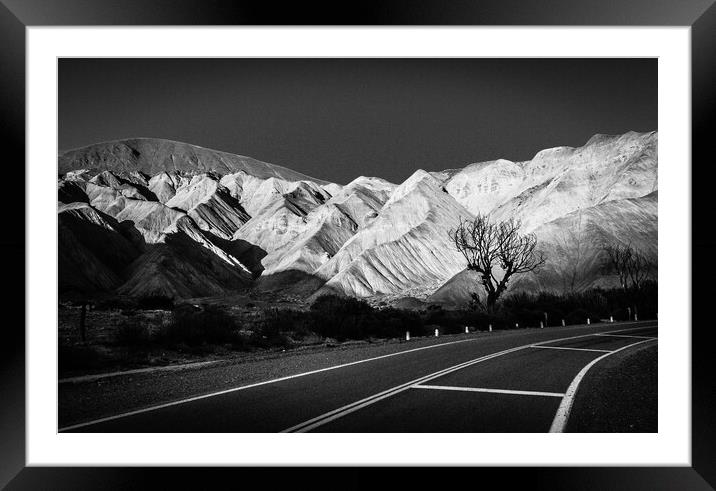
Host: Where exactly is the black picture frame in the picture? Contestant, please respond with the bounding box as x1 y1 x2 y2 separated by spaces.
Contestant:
2 1 713 489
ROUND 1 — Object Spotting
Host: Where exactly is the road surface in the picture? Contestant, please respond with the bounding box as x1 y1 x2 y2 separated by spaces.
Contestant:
62 321 657 433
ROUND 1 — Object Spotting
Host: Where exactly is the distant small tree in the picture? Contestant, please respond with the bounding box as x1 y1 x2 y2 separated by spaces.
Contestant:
449 215 546 310
626 249 655 290
603 243 654 290
554 209 589 294
603 243 632 290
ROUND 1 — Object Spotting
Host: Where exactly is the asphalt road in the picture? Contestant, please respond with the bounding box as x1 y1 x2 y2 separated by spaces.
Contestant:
62 321 658 433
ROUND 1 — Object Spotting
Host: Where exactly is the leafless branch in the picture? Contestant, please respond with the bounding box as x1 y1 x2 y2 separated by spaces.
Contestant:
448 214 546 309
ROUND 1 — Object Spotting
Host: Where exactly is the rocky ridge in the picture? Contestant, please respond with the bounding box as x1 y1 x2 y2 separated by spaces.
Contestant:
57 132 658 305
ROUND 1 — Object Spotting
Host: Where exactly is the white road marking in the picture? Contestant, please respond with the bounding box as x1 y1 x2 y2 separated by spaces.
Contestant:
61 322 657 432
595 324 657 334
412 385 565 398
529 345 612 353
594 334 657 340
548 338 658 433
282 325 656 433
281 345 530 433
59 336 485 432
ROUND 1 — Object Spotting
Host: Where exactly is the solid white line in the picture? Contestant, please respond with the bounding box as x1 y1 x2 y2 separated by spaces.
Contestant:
529 345 612 353
548 338 658 433
282 325 655 433
596 324 657 334
412 385 565 398
58 336 485 431
281 344 530 433
60 323 656 432
593 334 657 340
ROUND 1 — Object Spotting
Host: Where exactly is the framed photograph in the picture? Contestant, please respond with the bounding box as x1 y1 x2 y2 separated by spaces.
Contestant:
2 0 713 488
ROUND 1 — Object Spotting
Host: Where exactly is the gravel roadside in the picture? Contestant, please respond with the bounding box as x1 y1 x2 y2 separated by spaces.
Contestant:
59 322 653 429
59 330 490 428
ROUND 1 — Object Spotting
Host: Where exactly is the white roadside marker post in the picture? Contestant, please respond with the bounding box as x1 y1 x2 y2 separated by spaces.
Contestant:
562 319 565 327
406 331 410 341
434 328 439 337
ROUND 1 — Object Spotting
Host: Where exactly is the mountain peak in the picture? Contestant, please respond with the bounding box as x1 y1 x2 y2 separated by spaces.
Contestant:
57 129 657 301
383 169 441 207
583 130 656 148
58 138 330 185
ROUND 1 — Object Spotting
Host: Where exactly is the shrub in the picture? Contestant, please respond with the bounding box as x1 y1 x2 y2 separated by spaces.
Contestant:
137 295 174 311
490 284 656 327
308 295 427 341
249 310 295 349
58 345 104 374
565 308 597 325
115 319 151 346
159 306 241 346
94 297 137 311
422 307 488 334
290 318 314 340
376 307 426 338
310 295 377 341
311 295 373 317
610 307 630 322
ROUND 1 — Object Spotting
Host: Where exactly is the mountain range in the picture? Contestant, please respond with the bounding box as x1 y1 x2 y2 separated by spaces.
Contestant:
57 133 658 307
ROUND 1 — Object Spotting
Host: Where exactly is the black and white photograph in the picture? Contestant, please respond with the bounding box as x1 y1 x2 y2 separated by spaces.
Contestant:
56 57 658 434
3 0 713 486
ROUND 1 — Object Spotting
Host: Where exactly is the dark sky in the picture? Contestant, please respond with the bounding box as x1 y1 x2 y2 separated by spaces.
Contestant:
59 58 656 184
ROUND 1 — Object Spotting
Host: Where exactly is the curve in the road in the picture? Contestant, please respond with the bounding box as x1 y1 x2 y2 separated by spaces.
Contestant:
60 322 657 433
281 325 657 433
549 336 657 432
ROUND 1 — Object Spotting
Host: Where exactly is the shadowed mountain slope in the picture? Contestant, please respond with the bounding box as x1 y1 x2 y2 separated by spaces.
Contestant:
57 132 658 302
58 203 142 293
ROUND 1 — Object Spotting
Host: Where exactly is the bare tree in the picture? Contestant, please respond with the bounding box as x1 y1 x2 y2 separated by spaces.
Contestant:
603 243 632 290
554 209 588 294
626 249 655 290
603 243 654 290
449 215 546 310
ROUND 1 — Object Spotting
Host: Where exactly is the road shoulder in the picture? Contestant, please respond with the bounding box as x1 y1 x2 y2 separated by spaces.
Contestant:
58 322 654 430
566 342 657 432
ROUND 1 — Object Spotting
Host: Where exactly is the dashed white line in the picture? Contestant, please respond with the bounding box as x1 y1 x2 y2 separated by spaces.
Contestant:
61 323 657 432
529 345 612 353
281 344 530 433
594 334 657 340
282 325 656 433
412 385 565 398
